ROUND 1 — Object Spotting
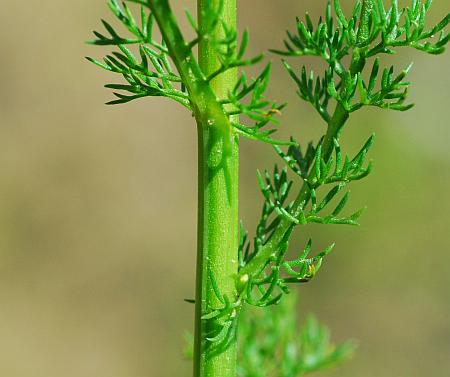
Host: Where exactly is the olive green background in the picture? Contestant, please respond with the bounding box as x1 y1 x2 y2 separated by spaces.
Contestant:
0 1 449 376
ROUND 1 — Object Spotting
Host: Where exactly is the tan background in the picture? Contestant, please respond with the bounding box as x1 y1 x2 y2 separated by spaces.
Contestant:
0 1 449 376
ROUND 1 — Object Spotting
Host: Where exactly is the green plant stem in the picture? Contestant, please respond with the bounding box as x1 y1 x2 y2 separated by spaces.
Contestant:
195 2 239 376
195 120 239 377
194 1 239 377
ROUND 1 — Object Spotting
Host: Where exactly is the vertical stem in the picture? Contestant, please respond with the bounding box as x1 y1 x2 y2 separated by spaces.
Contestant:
195 1 239 377
148 3 239 374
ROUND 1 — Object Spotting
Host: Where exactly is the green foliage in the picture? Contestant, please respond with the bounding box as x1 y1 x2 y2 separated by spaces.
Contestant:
223 64 290 146
231 135 373 314
237 0 449 314
274 0 449 57
273 0 449 116
87 0 286 146
87 0 190 107
238 293 355 377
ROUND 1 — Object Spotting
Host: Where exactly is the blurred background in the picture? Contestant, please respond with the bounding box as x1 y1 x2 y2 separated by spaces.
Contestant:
0 1 449 376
